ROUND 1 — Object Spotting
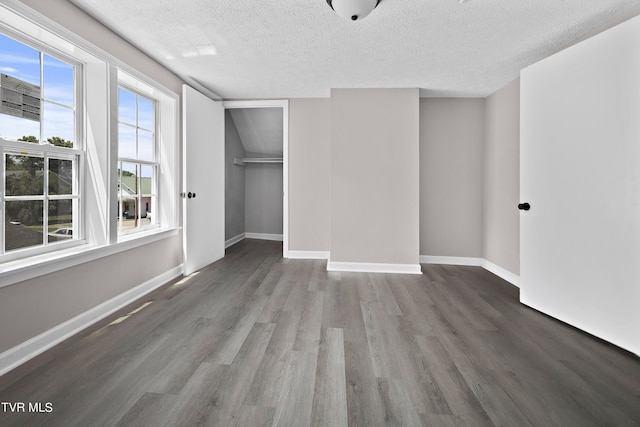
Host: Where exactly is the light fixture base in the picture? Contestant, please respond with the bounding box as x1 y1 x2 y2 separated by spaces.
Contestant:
326 0 382 21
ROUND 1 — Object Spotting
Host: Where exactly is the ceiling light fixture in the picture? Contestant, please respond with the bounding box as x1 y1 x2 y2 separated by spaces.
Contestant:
326 0 382 21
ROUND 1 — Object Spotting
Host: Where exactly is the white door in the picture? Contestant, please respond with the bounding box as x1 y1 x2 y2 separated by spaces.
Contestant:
182 85 225 275
520 16 640 356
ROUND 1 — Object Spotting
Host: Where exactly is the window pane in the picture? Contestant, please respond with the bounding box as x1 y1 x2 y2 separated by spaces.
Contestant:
138 130 154 161
6 154 44 196
139 165 154 229
138 96 153 130
118 123 136 159
120 162 138 193
144 196 156 226
118 162 138 231
49 158 73 195
118 197 137 233
43 54 74 106
118 88 136 125
47 199 73 244
43 102 74 146
0 33 40 86
117 84 160 236
0 114 39 142
140 164 153 198
5 200 43 251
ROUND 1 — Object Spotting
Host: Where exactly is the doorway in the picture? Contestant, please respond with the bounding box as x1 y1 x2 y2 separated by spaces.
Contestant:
223 100 289 258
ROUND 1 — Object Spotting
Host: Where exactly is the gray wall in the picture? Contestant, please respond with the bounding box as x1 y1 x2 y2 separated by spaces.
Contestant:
330 88 419 265
420 98 485 258
0 0 184 353
0 239 182 353
225 111 246 241
245 163 283 236
483 79 520 274
288 98 331 252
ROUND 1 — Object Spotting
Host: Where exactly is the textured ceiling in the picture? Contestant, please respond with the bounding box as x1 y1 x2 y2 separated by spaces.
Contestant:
70 0 640 99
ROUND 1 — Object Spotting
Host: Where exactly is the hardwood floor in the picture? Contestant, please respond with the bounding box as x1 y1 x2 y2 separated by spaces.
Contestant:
1 239 639 426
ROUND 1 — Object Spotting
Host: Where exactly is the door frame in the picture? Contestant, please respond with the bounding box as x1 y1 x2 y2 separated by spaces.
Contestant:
223 99 289 258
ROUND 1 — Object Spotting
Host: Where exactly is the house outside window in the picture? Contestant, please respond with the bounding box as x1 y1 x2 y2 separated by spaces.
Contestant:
117 86 158 235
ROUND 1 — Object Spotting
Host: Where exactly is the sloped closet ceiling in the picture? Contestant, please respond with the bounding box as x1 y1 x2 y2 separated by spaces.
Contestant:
70 0 640 99
228 108 283 156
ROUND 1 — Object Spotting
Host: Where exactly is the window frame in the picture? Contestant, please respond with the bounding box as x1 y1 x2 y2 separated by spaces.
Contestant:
0 2 180 288
116 84 160 236
0 27 85 261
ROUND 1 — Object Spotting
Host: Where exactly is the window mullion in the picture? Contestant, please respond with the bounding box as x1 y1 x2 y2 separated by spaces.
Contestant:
41 98 73 110
136 163 141 230
43 152 48 246
39 50 44 145
1 150 4 255
136 94 140 160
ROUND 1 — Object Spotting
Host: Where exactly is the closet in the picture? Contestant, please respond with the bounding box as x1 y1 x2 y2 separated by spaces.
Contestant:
224 107 284 247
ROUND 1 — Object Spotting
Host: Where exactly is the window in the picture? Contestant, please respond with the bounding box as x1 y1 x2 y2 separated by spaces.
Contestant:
0 32 80 256
0 4 179 284
117 86 158 235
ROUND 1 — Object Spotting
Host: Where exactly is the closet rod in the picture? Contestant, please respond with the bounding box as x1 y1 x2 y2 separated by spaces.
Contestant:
241 157 283 164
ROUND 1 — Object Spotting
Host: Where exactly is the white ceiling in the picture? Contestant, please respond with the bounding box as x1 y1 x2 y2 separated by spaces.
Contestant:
70 0 640 99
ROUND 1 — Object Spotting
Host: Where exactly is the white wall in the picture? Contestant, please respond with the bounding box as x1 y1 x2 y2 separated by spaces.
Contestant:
330 89 420 271
520 14 640 355
245 164 283 236
225 111 246 241
483 80 520 275
288 99 331 253
420 98 485 260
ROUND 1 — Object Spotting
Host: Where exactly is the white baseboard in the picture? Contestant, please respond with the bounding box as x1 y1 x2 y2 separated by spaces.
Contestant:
481 259 520 288
288 250 330 260
327 261 422 275
0 265 183 378
419 255 482 266
225 233 245 248
244 232 283 242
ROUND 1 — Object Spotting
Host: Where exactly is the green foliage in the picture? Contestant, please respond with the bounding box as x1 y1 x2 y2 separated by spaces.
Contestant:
47 136 73 148
18 135 38 143
6 200 42 226
16 135 74 147
4 136 73 227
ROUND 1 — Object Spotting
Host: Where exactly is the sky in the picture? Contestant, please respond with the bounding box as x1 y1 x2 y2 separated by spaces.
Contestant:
0 32 75 144
1 32 155 163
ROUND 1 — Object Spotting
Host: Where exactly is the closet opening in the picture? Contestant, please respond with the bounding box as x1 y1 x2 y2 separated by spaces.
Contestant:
223 100 289 257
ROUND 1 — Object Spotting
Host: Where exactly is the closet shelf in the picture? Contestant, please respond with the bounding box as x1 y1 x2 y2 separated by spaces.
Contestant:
234 157 283 166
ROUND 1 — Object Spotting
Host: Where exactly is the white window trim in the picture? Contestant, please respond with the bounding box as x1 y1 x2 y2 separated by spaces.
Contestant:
0 1 180 288
116 83 161 237
114 69 179 242
0 228 179 288
0 146 83 262
0 21 84 261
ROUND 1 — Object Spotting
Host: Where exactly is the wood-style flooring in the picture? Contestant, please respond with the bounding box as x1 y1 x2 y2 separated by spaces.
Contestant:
1 239 639 426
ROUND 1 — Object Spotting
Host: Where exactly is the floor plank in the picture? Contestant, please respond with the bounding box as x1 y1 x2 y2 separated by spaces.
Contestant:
1 239 639 426
310 327 348 427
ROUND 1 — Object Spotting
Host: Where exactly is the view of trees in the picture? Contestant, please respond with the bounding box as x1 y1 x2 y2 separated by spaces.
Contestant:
5 135 74 228
17 134 73 147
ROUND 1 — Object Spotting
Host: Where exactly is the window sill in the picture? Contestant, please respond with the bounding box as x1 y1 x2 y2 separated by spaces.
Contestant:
0 227 180 289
